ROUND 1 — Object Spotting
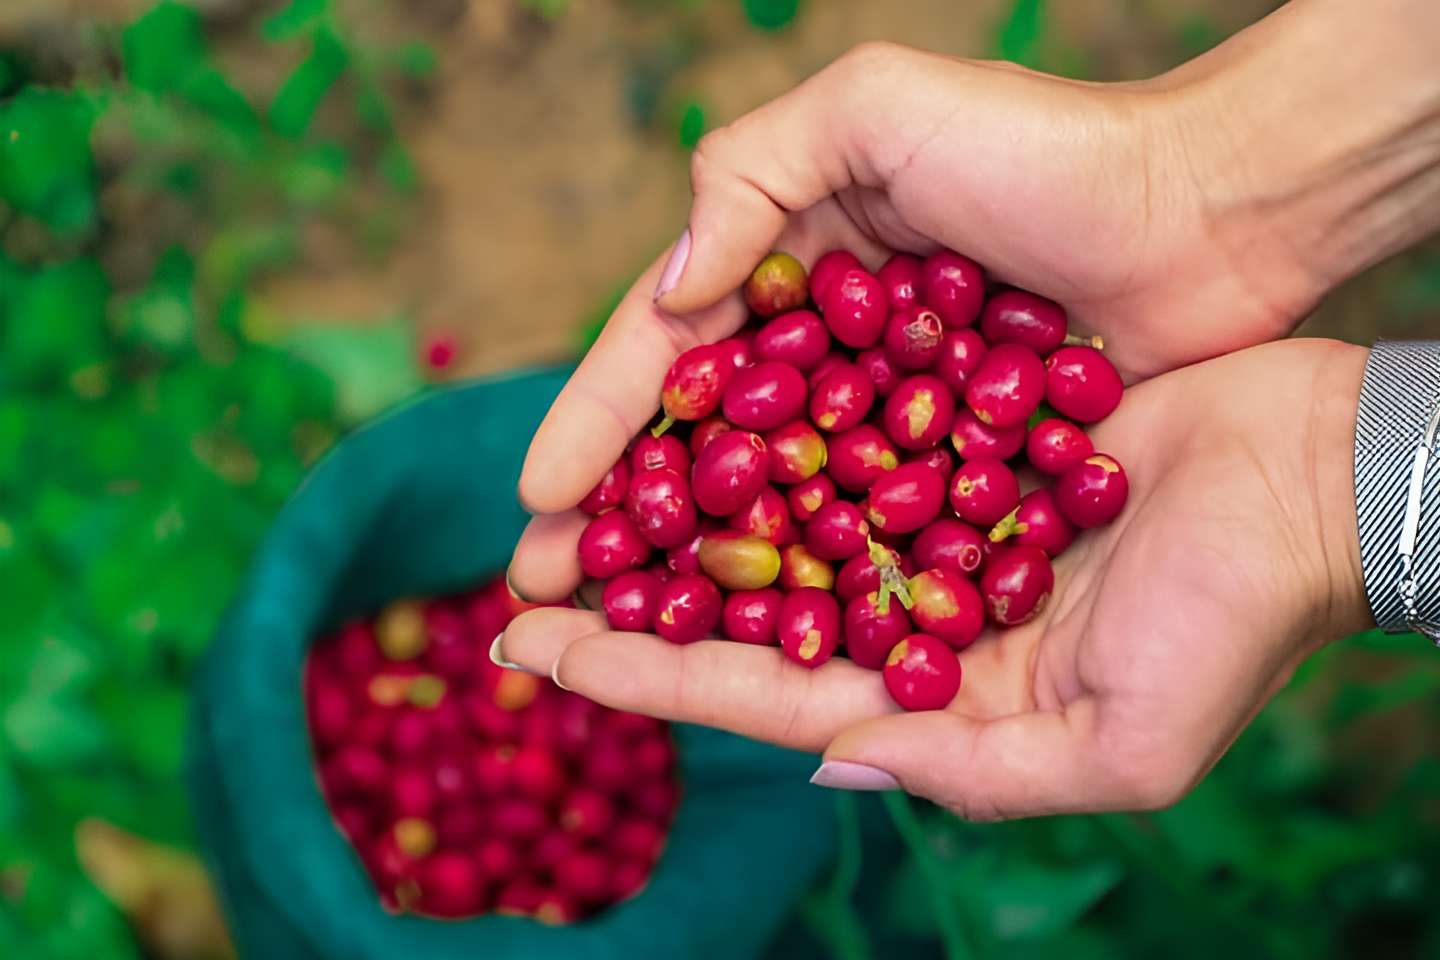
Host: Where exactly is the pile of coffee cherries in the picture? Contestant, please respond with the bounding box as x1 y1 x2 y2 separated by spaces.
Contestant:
579 248 1127 711
306 576 678 923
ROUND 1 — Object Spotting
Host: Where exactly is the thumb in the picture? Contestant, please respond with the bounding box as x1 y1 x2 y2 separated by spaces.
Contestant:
816 701 1130 821
654 43 930 313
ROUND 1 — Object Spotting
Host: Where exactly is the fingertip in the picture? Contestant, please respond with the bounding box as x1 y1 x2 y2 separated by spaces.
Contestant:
508 511 588 603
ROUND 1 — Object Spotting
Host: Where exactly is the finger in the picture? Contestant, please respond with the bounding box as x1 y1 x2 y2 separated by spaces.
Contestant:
506 511 589 603
657 45 920 313
499 607 895 753
519 200 881 514
820 700 1120 820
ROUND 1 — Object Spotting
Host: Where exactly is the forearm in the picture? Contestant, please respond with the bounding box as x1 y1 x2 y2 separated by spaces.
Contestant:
1170 0 1440 311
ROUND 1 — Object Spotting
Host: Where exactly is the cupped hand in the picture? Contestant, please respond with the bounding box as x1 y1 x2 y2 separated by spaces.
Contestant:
500 339 1370 819
517 40 1324 519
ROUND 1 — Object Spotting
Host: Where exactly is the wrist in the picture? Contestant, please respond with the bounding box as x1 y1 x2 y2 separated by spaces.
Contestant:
1164 0 1440 315
1308 341 1371 650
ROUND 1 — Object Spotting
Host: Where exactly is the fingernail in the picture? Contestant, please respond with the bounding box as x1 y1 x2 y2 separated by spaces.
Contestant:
488 634 528 672
809 760 901 792
653 228 691 302
550 656 571 691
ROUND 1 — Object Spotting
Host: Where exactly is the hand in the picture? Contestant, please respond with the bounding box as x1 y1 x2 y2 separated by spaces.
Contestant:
515 35 1349 520
499 339 1370 819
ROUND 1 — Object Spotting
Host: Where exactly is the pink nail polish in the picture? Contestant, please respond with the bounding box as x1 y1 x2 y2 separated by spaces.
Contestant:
654 229 691 301
809 760 900 792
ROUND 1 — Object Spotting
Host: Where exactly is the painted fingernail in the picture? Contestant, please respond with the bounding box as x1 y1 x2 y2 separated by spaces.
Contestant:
653 228 691 301
550 656 571 691
488 634 529 672
809 760 901 792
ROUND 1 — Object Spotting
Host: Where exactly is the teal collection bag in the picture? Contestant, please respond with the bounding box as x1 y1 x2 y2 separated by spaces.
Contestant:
187 368 838 959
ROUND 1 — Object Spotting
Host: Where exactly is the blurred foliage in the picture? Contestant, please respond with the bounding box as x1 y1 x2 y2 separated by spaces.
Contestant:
0 1 425 955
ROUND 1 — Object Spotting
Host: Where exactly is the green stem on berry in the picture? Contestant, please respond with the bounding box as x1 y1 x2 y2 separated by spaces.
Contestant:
650 414 675 439
1063 333 1104 349
987 507 1028 544
868 538 913 614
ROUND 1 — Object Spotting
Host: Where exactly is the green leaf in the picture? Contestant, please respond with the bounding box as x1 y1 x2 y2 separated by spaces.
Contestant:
122 1 207 95
743 0 802 32
994 0 1047 66
262 0 331 41
0 89 99 232
93 682 188 779
378 139 417 192
1150 777 1263 874
975 857 1122 942
280 320 422 424
180 67 260 137
3 258 110 387
4 693 107 769
678 99 706 148
395 42 438 78
269 26 350 139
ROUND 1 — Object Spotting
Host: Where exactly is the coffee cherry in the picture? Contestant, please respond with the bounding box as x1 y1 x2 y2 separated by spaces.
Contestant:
658 343 734 433
745 251 808 318
722 361 808 431
778 544 836 591
883 374 956 451
1026 418 1094 475
877 253 924 309
989 488 1076 557
689 416 734 457
416 851 485 918
908 568 985 650
820 268 889 348
559 789 615 840
863 461 946 534
809 364 876 432
913 518 987 579
578 511 650 579
602 570 663 631
612 817 667 863
778 587 842 668
728 485 796 545
920 251 984 328
907 446 956 486
826 425 900 492
722 588 783 645
806 351 851 390
625 468 698 549
966 343 1046 428
845 591 914 670
1044 346 1123 423
884 634 962 711
883 305 944 370
855 347 900 397
950 408 1025 461
653 573 723 643
753 309 831 370
835 545 910 602
805 500 872 561
630 433 692 475
716 335 753 371
579 456 630 515
1054 453 1129 527
809 249 864 303
948 458 1021 526
979 289 1067 354
787 473 837 522
376 599 427 661
979 545 1054 625
932 328 987 394
691 430 770 516
697 532 782 590
765 421 827 483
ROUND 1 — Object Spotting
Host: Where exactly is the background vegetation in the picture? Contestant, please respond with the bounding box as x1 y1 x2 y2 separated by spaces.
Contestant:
1 1 1438 958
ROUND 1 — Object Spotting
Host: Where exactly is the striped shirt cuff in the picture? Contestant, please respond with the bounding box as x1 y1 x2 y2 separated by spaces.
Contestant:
1354 341 1440 635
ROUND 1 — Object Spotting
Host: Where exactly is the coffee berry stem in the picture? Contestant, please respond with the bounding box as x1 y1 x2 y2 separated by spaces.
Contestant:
988 507 1029 544
868 537 914 615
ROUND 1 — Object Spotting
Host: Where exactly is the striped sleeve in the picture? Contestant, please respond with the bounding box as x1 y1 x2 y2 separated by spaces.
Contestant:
1354 341 1440 640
